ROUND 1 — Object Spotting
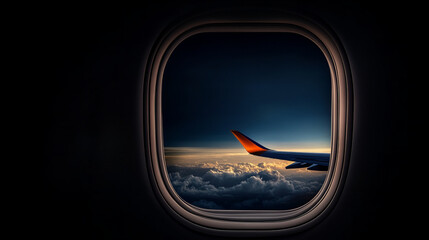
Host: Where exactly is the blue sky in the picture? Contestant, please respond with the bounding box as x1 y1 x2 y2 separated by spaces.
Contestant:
162 32 331 149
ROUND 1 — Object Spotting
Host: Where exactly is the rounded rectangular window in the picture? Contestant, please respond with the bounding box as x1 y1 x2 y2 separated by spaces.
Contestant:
163 32 331 210
143 12 352 237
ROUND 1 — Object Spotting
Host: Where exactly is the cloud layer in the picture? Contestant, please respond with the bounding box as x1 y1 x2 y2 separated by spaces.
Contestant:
168 161 325 210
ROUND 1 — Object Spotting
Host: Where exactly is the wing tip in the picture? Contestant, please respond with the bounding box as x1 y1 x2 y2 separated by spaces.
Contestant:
231 130 269 154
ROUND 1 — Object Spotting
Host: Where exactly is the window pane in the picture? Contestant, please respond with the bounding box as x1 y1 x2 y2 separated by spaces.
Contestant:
163 32 331 210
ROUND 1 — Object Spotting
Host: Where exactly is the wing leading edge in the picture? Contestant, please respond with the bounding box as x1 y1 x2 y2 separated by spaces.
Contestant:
231 130 329 171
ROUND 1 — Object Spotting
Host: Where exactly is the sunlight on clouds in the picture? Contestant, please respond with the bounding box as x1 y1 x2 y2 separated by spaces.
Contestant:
165 147 327 177
165 147 288 170
165 148 328 210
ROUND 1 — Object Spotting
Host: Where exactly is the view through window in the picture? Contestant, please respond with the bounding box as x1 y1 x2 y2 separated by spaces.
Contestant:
162 32 331 210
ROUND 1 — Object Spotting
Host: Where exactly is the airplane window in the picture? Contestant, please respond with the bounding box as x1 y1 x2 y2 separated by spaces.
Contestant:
162 32 331 210
144 13 352 236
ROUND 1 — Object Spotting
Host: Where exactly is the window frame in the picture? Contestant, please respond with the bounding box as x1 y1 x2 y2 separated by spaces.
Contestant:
142 11 353 237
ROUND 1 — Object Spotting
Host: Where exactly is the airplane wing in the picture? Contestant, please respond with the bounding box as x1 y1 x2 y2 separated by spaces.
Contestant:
231 130 329 171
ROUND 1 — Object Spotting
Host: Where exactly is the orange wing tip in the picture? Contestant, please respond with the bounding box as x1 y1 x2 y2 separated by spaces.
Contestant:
231 130 269 154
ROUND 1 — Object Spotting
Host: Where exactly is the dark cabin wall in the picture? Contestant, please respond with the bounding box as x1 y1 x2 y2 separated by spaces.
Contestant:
41 1 410 239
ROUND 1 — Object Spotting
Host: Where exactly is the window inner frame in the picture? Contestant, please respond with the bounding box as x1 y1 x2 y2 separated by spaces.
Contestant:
142 12 352 237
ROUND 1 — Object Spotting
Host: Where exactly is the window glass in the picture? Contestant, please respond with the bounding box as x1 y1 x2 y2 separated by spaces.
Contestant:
163 32 331 210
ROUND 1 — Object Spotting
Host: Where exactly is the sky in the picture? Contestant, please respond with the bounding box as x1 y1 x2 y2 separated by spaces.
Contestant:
162 32 331 149
162 32 331 210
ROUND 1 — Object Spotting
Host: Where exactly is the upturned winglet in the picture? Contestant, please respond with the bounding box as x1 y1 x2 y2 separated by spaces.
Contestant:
231 130 269 154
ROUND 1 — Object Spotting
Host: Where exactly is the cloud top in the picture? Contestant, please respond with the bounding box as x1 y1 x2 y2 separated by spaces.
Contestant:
168 161 325 210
